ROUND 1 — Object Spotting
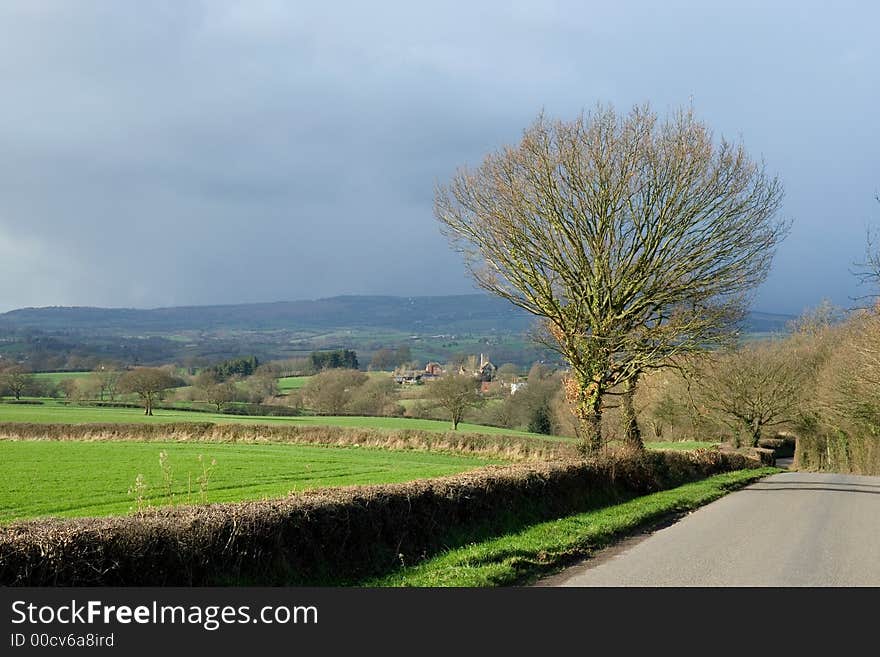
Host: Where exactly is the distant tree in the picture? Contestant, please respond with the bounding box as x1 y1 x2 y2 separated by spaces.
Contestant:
347 375 399 416
119 367 177 415
309 349 359 371
243 370 280 403
280 357 314 376
0 365 32 400
370 348 396 371
302 369 368 414
90 363 123 401
446 353 469 371
76 375 103 401
429 374 484 431
208 356 259 379
495 363 521 383
198 381 238 412
527 403 554 435
648 394 683 441
193 369 222 388
393 345 412 367
527 362 553 382
58 378 81 401
516 373 560 435
697 340 813 447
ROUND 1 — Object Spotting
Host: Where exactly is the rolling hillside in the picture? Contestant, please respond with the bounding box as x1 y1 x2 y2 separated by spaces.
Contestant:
0 295 793 335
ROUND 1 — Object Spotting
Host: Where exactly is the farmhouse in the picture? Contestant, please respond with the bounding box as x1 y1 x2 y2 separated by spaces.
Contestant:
393 371 422 384
424 362 444 377
459 353 496 381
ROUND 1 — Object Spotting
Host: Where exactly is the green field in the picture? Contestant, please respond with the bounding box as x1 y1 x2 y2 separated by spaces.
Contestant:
0 401 567 440
0 441 498 523
0 401 718 450
276 371 388 392
32 371 92 384
276 375 311 392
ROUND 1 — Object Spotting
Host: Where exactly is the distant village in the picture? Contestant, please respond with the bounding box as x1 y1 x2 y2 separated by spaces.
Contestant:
392 353 527 394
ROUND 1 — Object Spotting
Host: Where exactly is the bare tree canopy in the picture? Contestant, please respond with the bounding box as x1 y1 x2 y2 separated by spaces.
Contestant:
302 369 368 415
119 367 177 416
436 103 788 451
0 365 33 401
853 193 880 303
429 373 484 431
696 340 812 447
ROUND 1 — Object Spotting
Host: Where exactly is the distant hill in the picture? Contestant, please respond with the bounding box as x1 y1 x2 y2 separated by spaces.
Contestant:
0 295 795 336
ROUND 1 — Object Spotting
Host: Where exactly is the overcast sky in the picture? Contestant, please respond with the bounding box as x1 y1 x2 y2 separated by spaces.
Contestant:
0 1 877 314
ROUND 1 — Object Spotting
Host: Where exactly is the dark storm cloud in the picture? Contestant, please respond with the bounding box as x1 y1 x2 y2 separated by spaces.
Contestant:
0 1 877 313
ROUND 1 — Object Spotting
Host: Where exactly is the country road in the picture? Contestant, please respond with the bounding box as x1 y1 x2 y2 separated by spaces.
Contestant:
539 471 880 586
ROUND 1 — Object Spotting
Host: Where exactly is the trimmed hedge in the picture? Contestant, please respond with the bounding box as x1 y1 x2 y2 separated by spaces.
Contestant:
795 430 880 475
757 435 796 459
0 449 758 586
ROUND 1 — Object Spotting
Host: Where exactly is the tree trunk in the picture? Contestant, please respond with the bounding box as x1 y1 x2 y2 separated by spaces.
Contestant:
750 419 761 447
587 406 603 453
621 374 643 450
568 373 604 455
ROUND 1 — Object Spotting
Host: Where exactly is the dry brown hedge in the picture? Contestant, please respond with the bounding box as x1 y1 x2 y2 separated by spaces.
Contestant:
0 421 576 461
0 448 757 586
795 431 880 475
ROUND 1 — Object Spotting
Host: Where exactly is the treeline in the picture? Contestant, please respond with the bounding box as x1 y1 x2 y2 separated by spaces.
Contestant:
615 303 880 474
206 356 259 379
309 349 358 371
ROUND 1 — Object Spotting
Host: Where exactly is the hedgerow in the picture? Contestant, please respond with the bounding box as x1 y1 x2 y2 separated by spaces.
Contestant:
0 448 757 586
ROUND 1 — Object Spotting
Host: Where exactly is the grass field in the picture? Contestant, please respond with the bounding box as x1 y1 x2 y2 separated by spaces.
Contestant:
0 402 717 451
276 371 388 392
0 441 498 523
0 401 571 440
276 375 311 392
32 371 92 384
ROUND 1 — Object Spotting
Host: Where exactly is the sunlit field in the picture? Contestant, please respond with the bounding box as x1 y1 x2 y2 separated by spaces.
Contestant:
0 441 498 523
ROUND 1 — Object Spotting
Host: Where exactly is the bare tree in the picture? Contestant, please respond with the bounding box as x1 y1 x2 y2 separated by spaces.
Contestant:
813 310 880 428
495 363 521 383
347 375 399 416
58 378 82 401
436 103 786 452
90 363 123 402
198 381 238 412
0 365 33 400
119 367 177 415
243 369 280 403
696 340 811 447
302 369 368 415
853 193 880 303
428 373 483 430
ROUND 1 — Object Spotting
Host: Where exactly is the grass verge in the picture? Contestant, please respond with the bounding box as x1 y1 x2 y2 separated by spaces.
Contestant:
367 466 779 587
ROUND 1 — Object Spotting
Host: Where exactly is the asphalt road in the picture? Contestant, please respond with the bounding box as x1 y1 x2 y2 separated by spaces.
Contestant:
539 471 880 586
